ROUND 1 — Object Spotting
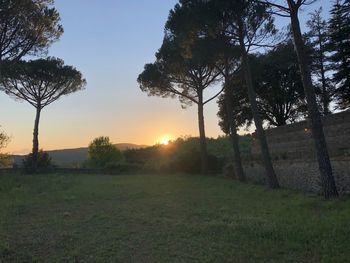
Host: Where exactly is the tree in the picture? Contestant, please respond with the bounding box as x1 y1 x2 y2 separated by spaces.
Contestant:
306 8 335 115
87 137 124 169
0 127 11 167
0 0 63 62
22 150 52 172
259 0 339 198
235 0 281 188
217 77 252 133
0 58 86 171
138 23 222 173
217 44 247 181
328 0 350 109
218 41 306 130
169 0 248 180
252 41 306 126
164 0 280 187
0 128 9 150
202 0 280 188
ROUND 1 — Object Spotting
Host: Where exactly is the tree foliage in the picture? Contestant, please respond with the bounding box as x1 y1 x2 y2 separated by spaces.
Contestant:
259 0 339 198
0 58 85 108
22 150 52 173
0 57 86 171
218 41 306 132
213 0 280 188
0 0 63 62
0 127 11 167
124 136 251 174
328 0 350 109
0 127 9 150
87 137 124 169
306 8 335 115
217 77 252 134
252 41 306 126
138 3 223 173
138 32 221 107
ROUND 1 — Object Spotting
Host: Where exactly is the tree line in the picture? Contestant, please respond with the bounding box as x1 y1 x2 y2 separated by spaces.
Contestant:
138 0 350 199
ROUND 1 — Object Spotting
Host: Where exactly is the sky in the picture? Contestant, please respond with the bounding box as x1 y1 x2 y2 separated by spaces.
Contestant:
0 0 332 154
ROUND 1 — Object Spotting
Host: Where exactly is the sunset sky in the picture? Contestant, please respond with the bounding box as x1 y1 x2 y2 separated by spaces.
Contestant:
0 0 331 154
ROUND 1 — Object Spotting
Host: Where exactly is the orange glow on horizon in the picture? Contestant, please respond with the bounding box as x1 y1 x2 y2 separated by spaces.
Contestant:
156 135 172 145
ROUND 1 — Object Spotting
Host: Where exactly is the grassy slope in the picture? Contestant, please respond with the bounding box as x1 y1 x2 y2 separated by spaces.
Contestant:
0 174 349 263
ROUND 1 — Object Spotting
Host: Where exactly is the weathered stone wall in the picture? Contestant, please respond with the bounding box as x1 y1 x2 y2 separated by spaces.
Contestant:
245 110 350 194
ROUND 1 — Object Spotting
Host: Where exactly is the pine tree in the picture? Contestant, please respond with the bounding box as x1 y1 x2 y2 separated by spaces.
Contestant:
306 8 335 115
328 0 350 109
260 0 339 198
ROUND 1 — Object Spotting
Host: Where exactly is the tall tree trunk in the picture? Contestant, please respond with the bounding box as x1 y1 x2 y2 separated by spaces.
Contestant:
289 7 338 198
197 94 209 174
320 66 330 115
321 80 330 116
318 35 330 115
223 76 246 181
238 26 280 189
32 106 41 172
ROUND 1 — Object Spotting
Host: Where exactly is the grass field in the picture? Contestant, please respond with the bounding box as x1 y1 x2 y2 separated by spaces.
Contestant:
0 174 349 262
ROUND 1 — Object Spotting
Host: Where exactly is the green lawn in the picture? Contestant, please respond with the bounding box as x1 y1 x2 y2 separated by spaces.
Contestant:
0 174 349 262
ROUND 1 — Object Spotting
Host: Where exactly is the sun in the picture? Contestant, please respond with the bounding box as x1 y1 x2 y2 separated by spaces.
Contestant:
157 136 171 145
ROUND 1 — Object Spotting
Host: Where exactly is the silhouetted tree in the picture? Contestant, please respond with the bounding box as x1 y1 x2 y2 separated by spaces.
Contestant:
202 0 280 188
306 8 335 115
138 30 221 174
165 0 280 187
218 42 306 130
0 128 9 150
217 77 252 133
87 137 124 169
328 0 350 109
0 58 86 171
252 41 306 126
260 0 339 198
0 0 63 62
168 0 248 180
23 150 52 172
0 127 11 167
218 45 247 181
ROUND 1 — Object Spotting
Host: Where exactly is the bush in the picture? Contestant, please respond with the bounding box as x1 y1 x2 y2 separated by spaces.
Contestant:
86 136 124 169
135 137 223 174
0 154 13 168
23 150 52 173
122 136 252 174
0 128 12 168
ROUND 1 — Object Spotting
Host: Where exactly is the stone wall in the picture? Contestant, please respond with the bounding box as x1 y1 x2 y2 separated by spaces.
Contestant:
244 110 350 194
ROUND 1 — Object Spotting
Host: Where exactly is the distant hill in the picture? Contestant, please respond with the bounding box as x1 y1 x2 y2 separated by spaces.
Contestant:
13 143 148 168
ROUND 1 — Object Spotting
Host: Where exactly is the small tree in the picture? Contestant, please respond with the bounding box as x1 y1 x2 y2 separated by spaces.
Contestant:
87 137 124 169
0 127 12 167
0 58 86 171
0 0 63 62
306 8 335 115
0 128 9 150
22 150 52 172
